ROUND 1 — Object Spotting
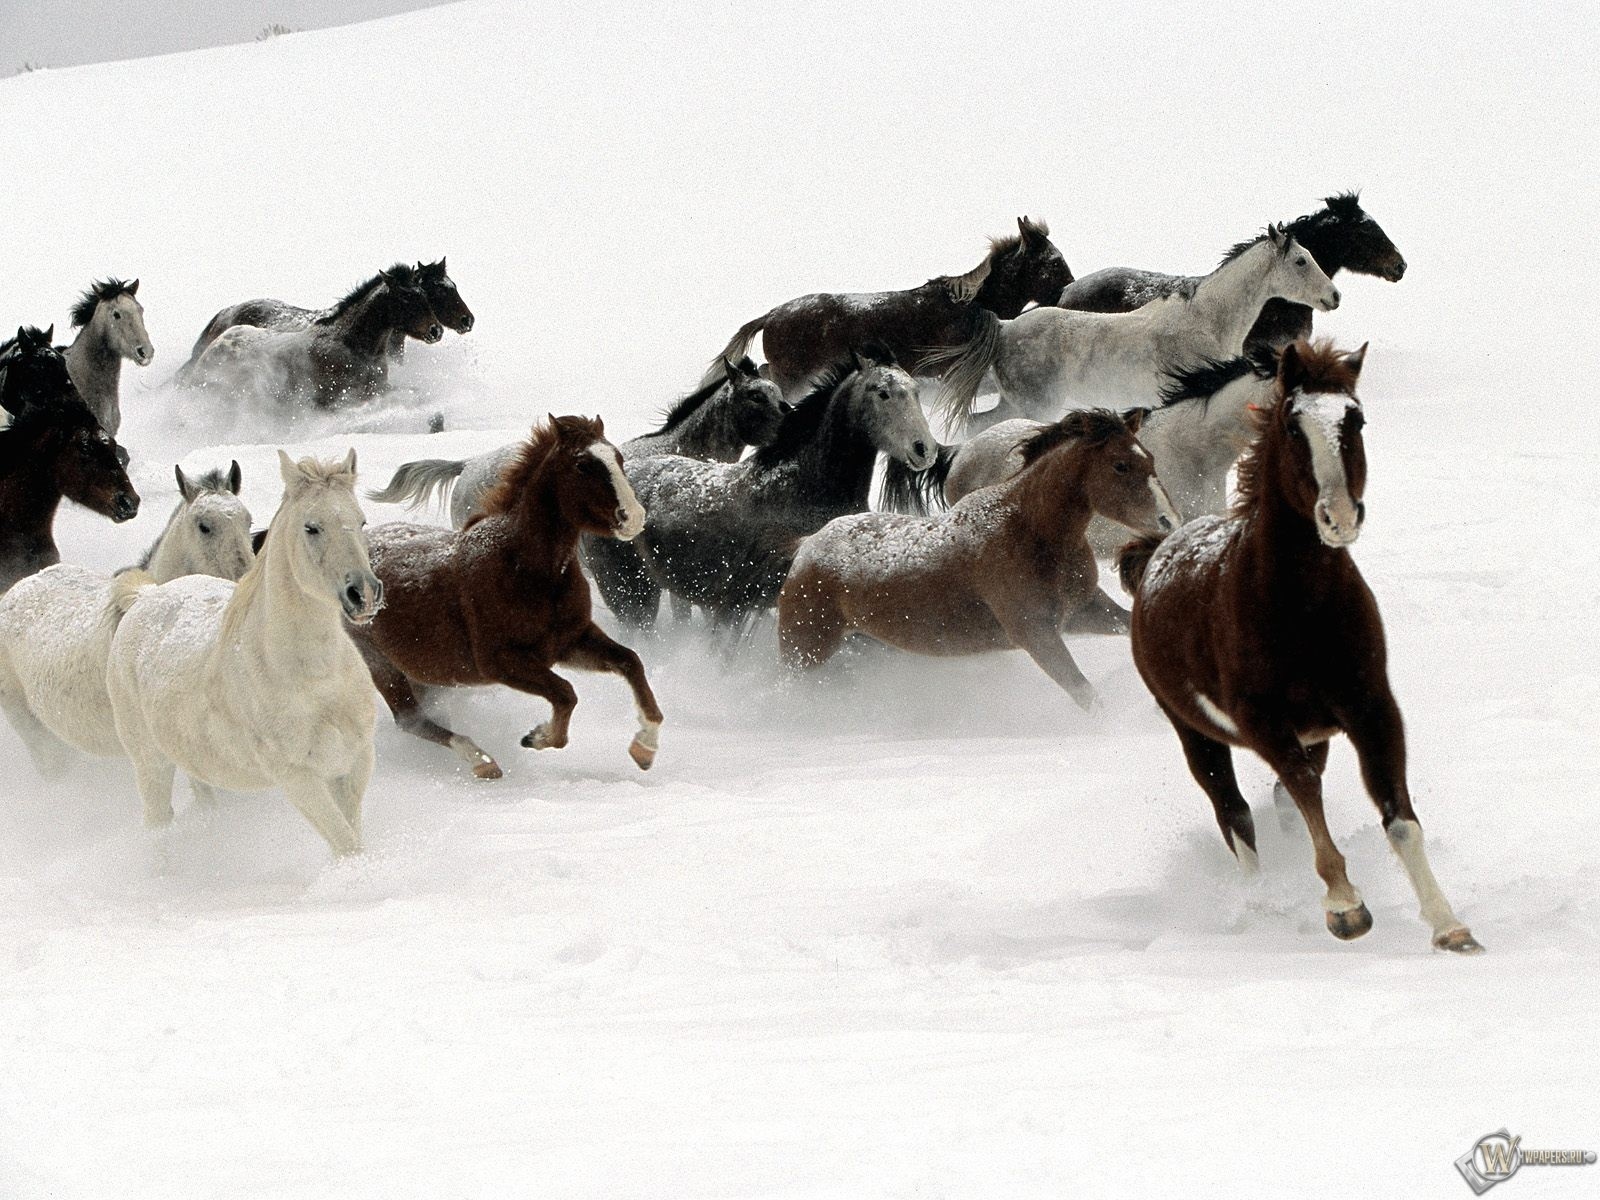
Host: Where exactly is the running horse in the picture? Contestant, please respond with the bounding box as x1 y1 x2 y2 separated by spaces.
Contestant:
1117 340 1481 954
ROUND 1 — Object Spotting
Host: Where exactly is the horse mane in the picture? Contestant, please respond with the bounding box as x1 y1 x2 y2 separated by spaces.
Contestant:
752 344 894 467
1016 408 1129 469
1159 345 1278 407
936 218 1054 302
476 417 604 517
649 357 756 434
70 278 137 328
1218 194 1363 267
1 325 55 356
1231 339 1362 516
320 262 418 321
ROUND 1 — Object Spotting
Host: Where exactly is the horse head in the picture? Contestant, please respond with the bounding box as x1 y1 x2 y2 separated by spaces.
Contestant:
73 278 153 366
722 356 790 448
379 266 444 344
849 343 935 471
273 448 383 622
1319 192 1406 282
980 217 1073 314
170 461 254 581
1020 408 1178 536
415 258 475 333
40 397 139 522
1265 225 1341 312
1 325 77 417
1271 341 1369 546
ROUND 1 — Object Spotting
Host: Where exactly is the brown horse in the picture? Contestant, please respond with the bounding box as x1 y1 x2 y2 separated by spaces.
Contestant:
1118 340 1481 954
779 409 1177 710
0 392 138 593
349 415 662 779
702 217 1073 394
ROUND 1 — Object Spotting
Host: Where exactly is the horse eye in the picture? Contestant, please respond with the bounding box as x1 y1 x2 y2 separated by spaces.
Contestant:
877 388 890 400
305 523 322 536
1113 462 1130 474
198 522 212 535
112 311 122 320
1295 257 1308 267
1349 411 1366 431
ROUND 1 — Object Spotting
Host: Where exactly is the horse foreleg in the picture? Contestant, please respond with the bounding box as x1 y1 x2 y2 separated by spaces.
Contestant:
331 743 375 839
131 755 177 828
998 612 1097 711
281 770 361 857
1059 587 1132 637
1240 717 1369 940
1167 715 1257 870
489 662 578 754
0 680 74 777
557 624 664 770
1342 696 1482 954
1272 739 1328 832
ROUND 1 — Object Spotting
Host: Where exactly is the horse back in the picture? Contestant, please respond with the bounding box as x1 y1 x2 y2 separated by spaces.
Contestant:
1058 267 1188 314
761 286 967 388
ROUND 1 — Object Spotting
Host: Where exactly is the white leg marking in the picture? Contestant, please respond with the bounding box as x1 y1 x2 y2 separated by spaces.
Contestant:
1387 818 1467 936
1234 839 1260 875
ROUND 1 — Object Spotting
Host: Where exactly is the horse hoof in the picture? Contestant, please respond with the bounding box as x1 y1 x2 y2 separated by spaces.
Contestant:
521 725 562 751
1434 926 1485 954
1325 903 1373 941
472 760 503 780
628 739 656 770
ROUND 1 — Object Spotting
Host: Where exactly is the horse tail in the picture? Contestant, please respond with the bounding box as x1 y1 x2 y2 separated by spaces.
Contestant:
878 443 958 515
698 313 768 388
109 569 157 618
366 457 465 510
925 309 1001 432
1115 535 1164 597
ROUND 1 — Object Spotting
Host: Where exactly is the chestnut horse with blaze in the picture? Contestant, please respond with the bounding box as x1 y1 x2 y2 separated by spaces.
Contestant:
1118 340 1481 953
350 415 663 779
779 409 1178 711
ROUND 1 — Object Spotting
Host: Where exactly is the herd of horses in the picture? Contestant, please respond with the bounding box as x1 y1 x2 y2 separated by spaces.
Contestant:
0 191 1482 954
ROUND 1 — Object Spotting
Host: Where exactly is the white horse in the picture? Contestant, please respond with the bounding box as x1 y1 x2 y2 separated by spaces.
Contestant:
106 450 383 855
64 278 153 437
0 463 255 773
933 353 1276 556
932 225 1337 429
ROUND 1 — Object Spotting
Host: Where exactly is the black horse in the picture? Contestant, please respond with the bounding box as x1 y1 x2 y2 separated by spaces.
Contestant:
0 325 75 419
1059 193 1404 351
700 218 1073 394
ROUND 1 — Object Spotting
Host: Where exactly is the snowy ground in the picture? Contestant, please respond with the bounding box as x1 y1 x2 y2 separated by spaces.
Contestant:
1 3 1597 1197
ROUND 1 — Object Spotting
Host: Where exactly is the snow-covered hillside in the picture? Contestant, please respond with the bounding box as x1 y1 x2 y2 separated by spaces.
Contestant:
1 3 1596 1197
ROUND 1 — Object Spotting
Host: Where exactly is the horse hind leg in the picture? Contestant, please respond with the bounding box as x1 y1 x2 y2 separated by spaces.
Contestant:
281 771 360 857
364 648 502 780
1272 740 1328 832
1168 716 1258 872
557 624 663 770
0 660 74 778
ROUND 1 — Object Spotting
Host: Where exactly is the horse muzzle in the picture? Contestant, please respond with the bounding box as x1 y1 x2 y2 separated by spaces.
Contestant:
1315 495 1363 547
455 314 475 333
1385 259 1407 282
341 574 385 624
111 491 140 522
134 345 153 365
1318 287 1341 312
423 324 444 344
612 504 646 541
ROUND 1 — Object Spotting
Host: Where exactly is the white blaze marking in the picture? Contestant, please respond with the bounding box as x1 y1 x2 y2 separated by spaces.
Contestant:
1294 391 1360 545
1194 693 1239 737
592 443 645 539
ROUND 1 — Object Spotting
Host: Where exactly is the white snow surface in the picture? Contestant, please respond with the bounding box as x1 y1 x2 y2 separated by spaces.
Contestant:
2 3 1598 1197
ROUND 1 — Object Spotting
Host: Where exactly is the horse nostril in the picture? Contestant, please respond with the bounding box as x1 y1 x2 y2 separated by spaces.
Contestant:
460 317 473 331
345 585 364 610
913 441 929 459
1158 515 1173 532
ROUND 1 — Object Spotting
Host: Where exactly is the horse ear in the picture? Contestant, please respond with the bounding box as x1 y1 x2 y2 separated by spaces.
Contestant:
436 256 446 272
592 415 605 437
175 465 198 503
228 459 243 495
1343 342 1368 377
851 348 870 374
1123 406 1149 435
1279 341 1306 393
15 327 25 344
127 279 139 295
42 324 54 343
341 448 357 476
277 448 299 487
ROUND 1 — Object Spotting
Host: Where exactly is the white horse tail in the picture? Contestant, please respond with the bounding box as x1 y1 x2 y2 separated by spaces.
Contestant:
926 309 1002 431
366 458 466 510
698 313 768 389
110 569 157 617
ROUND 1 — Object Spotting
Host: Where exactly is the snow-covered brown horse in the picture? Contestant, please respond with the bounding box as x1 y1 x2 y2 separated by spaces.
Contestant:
701 217 1072 394
780 409 1177 710
350 415 663 780
1059 193 1404 351
1117 340 1481 954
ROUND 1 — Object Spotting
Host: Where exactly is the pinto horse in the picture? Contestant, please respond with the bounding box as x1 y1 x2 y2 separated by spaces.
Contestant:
0 392 138 593
350 415 663 780
781 409 1178 709
1117 340 1481 954
702 217 1072 394
1059 193 1405 351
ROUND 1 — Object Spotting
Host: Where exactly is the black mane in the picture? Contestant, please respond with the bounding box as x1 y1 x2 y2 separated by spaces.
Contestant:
648 356 758 435
1160 346 1280 407
69 278 136 328
321 262 418 321
753 360 857 467
1218 194 1365 267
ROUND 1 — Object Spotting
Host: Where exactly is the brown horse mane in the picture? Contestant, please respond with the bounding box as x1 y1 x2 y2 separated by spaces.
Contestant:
934 217 1053 302
1230 339 1362 517
69 278 137 328
1015 408 1130 470
475 416 604 519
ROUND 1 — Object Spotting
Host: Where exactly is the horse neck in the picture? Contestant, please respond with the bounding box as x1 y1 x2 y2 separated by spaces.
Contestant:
1186 244 1282 352
767 389 878 510
0 449 64 550
65 327 121 426
332 287 402 357
141 505 187 580
503 460 583 576
1010 449 1093 547
670 389 745 459
973 259 1034 319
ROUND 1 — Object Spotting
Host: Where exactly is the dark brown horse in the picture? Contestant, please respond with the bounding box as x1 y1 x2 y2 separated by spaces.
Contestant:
0 324 73 419
176 258 470 379
702 217 1073 394
0 392 138 592
349 415 663 779
1060 193 1404 350
1117 340 1481 954
779 409 1177 709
